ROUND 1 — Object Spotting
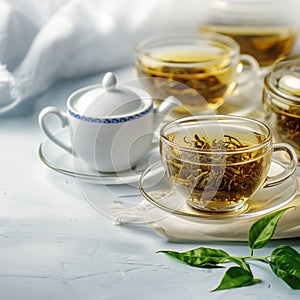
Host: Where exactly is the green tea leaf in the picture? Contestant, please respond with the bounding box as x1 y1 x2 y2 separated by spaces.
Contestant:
158 247 230 268
270 245 300 289
271 245 300 263
212 266 260 291
248 207 293 251
157 207 299 292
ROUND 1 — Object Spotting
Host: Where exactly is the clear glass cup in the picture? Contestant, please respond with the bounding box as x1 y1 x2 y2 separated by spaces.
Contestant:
263 54 300 160
201 0 297 70
134 31 259 114
160 115 297 214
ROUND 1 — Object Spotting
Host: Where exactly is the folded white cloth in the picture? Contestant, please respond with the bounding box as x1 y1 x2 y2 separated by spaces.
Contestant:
111 195 300 242
0 0 209 114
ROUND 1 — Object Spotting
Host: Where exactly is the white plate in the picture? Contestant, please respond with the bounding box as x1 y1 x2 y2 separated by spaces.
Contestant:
38 128 160 185
139 161 299 222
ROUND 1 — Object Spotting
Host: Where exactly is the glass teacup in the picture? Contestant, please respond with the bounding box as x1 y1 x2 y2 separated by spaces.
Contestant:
134 31 260 114
201 0 297 69
160 115 297 214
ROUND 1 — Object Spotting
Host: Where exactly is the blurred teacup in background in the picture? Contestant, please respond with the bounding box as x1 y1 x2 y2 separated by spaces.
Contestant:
134 31 260 115
263 54 300 160
201 0 297 70
160 115 297 214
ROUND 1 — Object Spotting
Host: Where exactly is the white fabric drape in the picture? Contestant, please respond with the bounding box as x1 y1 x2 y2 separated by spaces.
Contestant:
0 0 208 114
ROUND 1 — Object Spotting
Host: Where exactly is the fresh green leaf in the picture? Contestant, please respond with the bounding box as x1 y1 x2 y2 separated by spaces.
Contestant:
270 245 300 289
157 207 299 292
271 245 300 263
248 207 293 251
158 247 230 268
212 266 261 291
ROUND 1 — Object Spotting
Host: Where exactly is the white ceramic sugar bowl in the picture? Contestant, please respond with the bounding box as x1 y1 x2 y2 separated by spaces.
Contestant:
39 72 181 172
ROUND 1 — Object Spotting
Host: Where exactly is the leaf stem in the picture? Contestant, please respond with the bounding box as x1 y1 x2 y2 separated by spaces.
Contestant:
236 255 269 264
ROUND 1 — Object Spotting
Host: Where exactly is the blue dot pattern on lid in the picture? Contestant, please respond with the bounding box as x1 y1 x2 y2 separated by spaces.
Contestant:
68 104 153 123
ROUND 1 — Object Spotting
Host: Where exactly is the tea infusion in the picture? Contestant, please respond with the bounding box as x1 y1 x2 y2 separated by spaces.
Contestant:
264 100 300 158
135 51 237 112
263 73 300 159
201 25 296 66
162 128 270 212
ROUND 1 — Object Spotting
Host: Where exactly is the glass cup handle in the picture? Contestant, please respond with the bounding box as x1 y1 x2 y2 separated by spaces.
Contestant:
237 54 261 86
38 106 73 154
263 142 298 188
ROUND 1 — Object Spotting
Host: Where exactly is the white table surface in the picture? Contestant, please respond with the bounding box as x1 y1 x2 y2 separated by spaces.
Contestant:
1 66 300 300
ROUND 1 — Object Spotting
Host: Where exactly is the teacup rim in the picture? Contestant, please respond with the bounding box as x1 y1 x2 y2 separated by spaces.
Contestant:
134 30 240 68
160 114 271 154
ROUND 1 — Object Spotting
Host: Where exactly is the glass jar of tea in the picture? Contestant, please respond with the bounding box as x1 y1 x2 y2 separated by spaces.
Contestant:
201 0 297 69
262 54 300 160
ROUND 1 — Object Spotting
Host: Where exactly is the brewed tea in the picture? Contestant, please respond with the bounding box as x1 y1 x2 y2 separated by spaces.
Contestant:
263 60 300 160
264 99 300 158
135 50 237 112
201 25 296 66
161 125 270 212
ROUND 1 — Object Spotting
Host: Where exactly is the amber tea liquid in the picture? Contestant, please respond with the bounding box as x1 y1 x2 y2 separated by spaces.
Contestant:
135 50 237 113
201 25 296 67
161 124 270 213
263 95 300 159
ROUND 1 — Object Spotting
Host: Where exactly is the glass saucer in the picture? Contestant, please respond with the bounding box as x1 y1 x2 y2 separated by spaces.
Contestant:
139 161 299 222
38 128 160 185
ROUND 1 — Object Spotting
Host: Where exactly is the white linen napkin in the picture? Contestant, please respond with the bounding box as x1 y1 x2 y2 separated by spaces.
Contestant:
0 0 208 114
110 161 300 242
110 195 300 242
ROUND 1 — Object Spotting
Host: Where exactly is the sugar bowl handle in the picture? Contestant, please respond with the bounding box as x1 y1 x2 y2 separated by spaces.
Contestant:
38 106 73 154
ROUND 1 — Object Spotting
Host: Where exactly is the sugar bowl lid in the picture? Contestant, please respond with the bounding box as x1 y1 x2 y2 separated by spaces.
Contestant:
70 72 149 118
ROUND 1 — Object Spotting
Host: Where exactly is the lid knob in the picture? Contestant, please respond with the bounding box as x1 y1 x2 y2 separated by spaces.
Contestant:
102 72 117 91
